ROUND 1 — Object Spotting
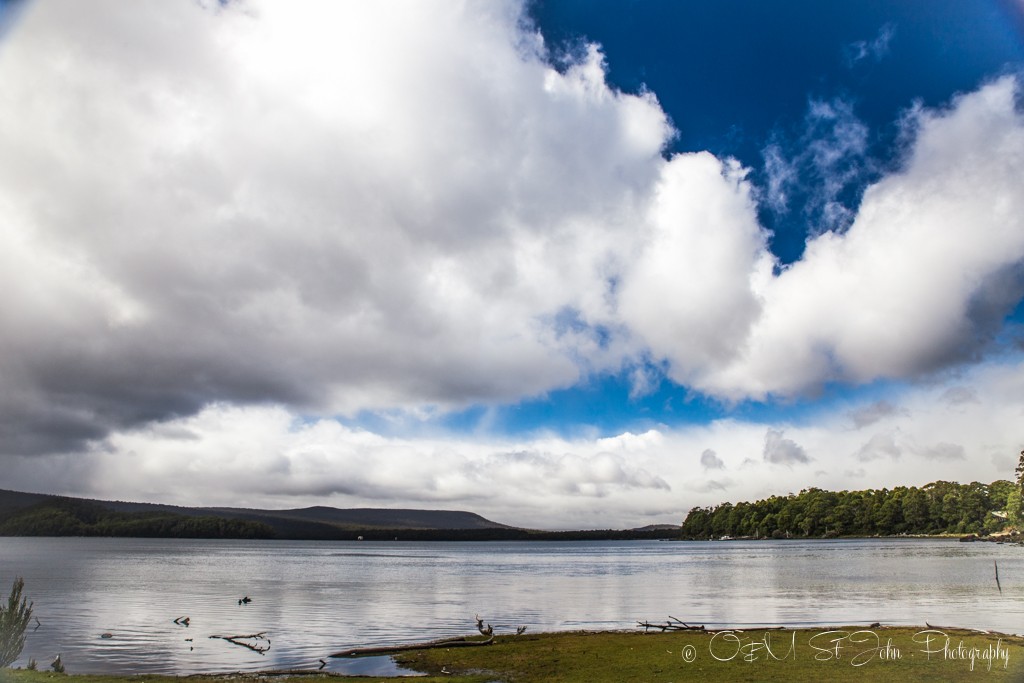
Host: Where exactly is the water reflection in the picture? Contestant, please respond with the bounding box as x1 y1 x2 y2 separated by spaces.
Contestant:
0 537 1020 674
328 655 423 677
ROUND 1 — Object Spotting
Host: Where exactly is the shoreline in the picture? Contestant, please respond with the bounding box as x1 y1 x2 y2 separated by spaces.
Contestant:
5 626 1024 682
4 532 1021 544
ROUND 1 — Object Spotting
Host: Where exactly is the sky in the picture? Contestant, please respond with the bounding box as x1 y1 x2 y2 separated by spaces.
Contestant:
0 0 1022 529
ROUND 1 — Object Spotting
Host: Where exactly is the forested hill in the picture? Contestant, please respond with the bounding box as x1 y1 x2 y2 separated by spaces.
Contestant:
681 480 1016 539
0 488 512 539
0 489 681 540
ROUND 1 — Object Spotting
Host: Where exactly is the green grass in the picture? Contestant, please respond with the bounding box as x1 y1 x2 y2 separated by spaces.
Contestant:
396 628 1024 682
3 628 1023 683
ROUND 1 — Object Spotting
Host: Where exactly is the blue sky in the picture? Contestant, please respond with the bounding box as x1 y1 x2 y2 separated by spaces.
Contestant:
0 0 1022 528
435 0 1024 436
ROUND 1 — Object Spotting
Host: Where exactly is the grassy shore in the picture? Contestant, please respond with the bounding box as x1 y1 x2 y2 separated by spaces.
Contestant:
3 627 1023 683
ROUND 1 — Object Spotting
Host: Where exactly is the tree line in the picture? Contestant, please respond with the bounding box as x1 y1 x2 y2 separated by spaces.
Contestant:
0 497 275 539
681 479 1017 539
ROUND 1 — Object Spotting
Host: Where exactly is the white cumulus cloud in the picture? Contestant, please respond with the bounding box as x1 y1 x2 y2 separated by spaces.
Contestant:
0 0 672 454
676 76 1024 400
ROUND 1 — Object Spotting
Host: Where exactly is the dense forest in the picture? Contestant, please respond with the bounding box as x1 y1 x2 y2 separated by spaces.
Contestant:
0 497 275 539
681 480 1016 539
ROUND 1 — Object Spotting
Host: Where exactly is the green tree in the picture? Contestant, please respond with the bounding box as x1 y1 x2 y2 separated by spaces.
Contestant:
957 483 988 534
681 507 711 538
1011 449 1024 525
774 506 793 537
1008 488 1023 526
875 491 904 535
904 488 932 532
1015 450 1024 528
0 578 33 668
941 490 963 532
759 512 777 538
923 482 948 529
710 503 733 537
678 478 1015 539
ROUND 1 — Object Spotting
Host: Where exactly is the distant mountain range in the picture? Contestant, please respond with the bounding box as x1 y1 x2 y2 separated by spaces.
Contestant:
0 489 680 541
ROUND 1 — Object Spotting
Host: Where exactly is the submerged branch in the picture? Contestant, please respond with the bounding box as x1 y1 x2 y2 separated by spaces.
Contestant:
209 632 271 654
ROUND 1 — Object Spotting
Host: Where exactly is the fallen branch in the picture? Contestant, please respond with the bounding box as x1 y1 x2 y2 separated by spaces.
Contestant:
209 632 271 654
638 616 705 632
330 635 494 659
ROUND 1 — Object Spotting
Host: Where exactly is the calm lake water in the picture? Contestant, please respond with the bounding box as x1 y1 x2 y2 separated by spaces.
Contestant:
0 537 1021 675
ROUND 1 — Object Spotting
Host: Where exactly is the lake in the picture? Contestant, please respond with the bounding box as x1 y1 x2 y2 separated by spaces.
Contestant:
0 537 1021 675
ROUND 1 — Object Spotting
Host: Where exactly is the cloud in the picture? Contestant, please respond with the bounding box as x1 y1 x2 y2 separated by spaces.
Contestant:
685 76 1024 400
941 386 980 406
6 404 678 529
615 154 771 387
690 478 731 493
915 442 966 462
855 431 903 461
802 98 872 232
3 358 1022 527
844 23 896 67
761 142 798 214
0 0 671 454
700 448 725 470
848 400 907 429
759 97 872 233
627 362 662 399
0 0 1022 476
763 429 811 465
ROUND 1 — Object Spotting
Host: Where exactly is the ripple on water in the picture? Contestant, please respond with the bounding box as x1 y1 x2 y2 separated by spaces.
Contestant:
3 537 1022 675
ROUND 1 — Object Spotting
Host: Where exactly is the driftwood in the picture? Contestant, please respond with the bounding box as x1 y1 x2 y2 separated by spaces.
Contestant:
638 616 705 632
475 614 493 636
209 632 271 654
330 635 494 659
